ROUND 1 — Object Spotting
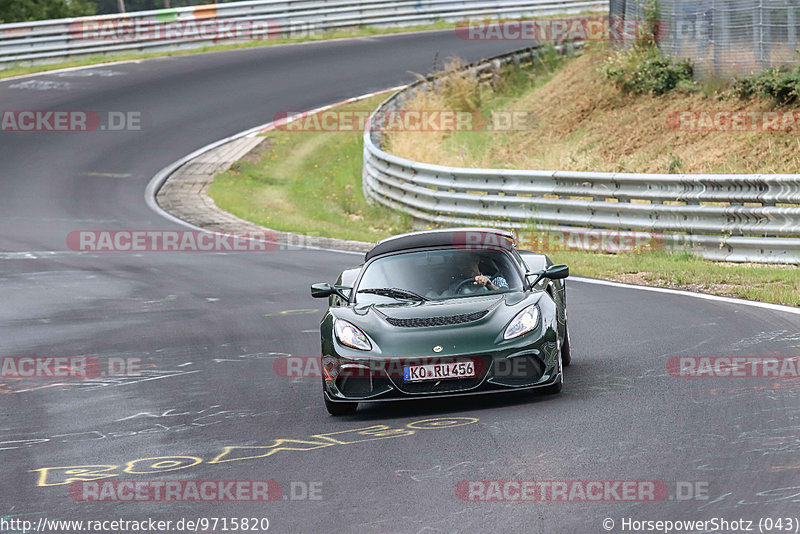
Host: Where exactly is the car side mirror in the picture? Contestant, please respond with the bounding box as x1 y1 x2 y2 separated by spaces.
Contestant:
311 283 351 302
526 264 569 287
544 264 569 279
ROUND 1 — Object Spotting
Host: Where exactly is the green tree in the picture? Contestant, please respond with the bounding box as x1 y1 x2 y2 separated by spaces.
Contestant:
0 0 96 23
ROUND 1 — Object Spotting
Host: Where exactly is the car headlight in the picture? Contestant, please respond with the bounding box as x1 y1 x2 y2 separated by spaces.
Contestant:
334 319 372 350
504 305 540 340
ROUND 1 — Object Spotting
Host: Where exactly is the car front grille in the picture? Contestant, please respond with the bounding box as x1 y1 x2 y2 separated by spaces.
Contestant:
384 310 489 328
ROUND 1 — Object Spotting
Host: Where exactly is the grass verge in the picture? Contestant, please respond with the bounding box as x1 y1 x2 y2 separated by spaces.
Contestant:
554 250 798 306
208 95 412 243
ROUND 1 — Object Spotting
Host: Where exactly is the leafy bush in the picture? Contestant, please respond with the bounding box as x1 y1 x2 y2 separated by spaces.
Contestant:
0 0 95 23
731 65 800 104
600 47 694 96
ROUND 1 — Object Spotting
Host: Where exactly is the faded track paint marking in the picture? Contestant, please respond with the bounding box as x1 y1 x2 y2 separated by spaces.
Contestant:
263 308 318 317
31 417 478 486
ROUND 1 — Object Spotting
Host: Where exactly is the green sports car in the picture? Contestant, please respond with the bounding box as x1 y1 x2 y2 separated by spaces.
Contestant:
310 228 571 415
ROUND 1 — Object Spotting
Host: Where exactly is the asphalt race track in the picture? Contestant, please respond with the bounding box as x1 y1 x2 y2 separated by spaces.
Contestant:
2 30 800 533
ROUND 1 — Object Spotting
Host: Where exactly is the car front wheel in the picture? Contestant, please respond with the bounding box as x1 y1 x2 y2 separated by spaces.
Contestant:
561 324 572 367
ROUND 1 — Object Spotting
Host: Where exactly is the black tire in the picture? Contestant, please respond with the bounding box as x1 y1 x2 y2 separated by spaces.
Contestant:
324 393 358 415
561 324 572 367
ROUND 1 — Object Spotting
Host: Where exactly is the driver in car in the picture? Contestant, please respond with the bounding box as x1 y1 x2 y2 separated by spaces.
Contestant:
457 253 509 291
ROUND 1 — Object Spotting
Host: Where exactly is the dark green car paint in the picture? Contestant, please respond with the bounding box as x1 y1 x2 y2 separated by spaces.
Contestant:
311 242 570 413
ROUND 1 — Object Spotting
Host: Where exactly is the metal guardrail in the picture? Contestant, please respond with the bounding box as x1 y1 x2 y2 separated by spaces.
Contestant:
362 46 800 264
0 0 606 68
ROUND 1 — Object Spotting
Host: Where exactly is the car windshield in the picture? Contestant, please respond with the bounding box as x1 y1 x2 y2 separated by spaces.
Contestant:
356 248 522 303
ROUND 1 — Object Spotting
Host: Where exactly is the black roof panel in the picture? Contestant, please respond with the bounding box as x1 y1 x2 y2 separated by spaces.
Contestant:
365 228 516 261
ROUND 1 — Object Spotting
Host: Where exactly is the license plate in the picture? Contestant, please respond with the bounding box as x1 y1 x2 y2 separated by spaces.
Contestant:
403 361 475 382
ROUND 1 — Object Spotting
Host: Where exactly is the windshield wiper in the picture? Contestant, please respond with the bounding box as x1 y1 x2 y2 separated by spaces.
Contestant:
357 287 429 301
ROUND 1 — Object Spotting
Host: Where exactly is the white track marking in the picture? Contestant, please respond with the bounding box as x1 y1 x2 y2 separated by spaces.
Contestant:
7 80 72 91
571 276 800 316
0 60 144 84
